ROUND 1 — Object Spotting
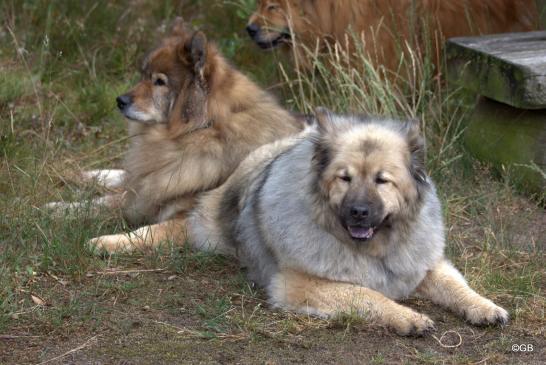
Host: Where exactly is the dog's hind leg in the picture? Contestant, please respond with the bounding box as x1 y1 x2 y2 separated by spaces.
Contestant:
268 269 435 336
81 169 126 189
44 192 126 218
87 216 188 254
416 259 509 326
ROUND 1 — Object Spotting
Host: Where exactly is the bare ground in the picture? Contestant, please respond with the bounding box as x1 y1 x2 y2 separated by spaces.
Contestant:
2 249 544 365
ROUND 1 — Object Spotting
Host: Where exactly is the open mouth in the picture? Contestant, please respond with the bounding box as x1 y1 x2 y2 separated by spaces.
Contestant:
347 215 391 241
256 32 290 49
348 226 376 241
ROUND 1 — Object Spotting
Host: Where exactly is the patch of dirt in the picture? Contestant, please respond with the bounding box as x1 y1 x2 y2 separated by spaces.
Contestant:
2 265 545 365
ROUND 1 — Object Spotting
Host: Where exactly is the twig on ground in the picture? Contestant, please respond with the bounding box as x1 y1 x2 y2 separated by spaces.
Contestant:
431 330 463 348
152 320 247 341
35 335 98 365
95 268 166 275
0 335 42 340
472 356 492 365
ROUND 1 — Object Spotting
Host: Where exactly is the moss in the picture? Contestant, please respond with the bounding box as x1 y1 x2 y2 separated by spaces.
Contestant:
538 0 546 29
465 98 546 197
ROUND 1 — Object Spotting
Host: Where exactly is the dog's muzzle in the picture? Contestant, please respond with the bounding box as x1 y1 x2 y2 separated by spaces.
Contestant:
343 203 387 242
246 24 290 49
116 94 132 112
246 23 260 38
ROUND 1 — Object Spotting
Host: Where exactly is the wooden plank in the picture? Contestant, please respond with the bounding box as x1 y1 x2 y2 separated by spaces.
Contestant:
446 31 546 109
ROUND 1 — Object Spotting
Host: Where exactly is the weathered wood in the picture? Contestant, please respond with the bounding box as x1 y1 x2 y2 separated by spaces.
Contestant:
465 97 545 197
447 31 546 109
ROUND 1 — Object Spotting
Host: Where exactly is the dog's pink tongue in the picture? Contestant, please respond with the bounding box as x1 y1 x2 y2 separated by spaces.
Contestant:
349 226 374 239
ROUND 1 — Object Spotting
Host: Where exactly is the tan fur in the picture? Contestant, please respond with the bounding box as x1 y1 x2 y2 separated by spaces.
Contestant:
121 24 301 225
416 260 509 324
311 120 424 257
270 259 509 335
88 217 189 253
322 126 417 217
48 20 302 253
248 0 538 71
270 268 434 335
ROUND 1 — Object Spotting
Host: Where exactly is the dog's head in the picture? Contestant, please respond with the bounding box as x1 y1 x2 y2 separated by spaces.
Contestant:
312 108 429 245
116 18 216 131
246 0 294 49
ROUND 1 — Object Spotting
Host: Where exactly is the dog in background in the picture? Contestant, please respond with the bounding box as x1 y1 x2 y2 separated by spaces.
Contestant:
175 109 509 335
47 18 303 253
246 0 538 71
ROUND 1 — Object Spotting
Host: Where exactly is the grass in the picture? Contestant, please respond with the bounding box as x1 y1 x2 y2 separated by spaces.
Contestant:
1 0 544 364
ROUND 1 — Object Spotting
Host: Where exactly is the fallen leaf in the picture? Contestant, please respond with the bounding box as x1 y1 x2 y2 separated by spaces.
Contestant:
31 294 45 306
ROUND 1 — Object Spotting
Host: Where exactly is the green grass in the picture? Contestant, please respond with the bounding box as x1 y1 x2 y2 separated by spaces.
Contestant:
0 0 544 363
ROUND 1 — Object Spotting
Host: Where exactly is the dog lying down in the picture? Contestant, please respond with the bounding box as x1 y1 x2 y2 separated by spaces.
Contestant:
94 108 509 335
45 18 303 252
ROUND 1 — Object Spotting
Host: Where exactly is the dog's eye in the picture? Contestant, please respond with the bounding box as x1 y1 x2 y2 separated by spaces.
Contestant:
267 4 280 11
154 77 166 86
375 175 388 184
339 175 352 183
152 74 168 87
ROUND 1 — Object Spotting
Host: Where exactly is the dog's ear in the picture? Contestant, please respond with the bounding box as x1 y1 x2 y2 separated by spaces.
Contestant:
189 31 208 82
171 16 187 36
177 31 208 82
314 107 336 135
403 119 427 184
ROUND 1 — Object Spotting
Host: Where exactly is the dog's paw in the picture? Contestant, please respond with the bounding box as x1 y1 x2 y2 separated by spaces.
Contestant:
391 311 435 336
82 169 125 189
464 299 509 326
87 234 133 255
42 201 81 218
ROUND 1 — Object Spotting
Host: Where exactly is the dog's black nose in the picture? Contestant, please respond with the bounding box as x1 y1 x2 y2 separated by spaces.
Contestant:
350 205 369 219
246 23 259 38
116 95 132 110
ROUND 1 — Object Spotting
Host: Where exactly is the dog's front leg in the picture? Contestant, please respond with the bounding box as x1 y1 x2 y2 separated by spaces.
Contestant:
268 269 435 336
87 216 188 254
416 259 509 325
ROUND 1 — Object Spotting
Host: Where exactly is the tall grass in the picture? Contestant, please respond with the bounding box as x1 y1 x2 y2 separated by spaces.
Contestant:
279 34 470 182
0 0 270 330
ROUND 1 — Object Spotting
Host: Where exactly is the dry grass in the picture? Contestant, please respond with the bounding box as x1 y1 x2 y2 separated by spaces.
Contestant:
0 0 544 363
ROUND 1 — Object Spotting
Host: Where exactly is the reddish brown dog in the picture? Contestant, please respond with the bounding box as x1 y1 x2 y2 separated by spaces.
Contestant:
247 0 538 71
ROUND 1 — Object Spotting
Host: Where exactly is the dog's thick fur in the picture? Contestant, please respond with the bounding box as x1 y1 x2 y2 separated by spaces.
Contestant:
47 19 302 252
247 0 538 71
180 110 508 335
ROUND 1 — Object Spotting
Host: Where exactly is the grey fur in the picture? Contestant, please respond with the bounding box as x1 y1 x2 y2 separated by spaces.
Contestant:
187 113 510 330
188 114 445 301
